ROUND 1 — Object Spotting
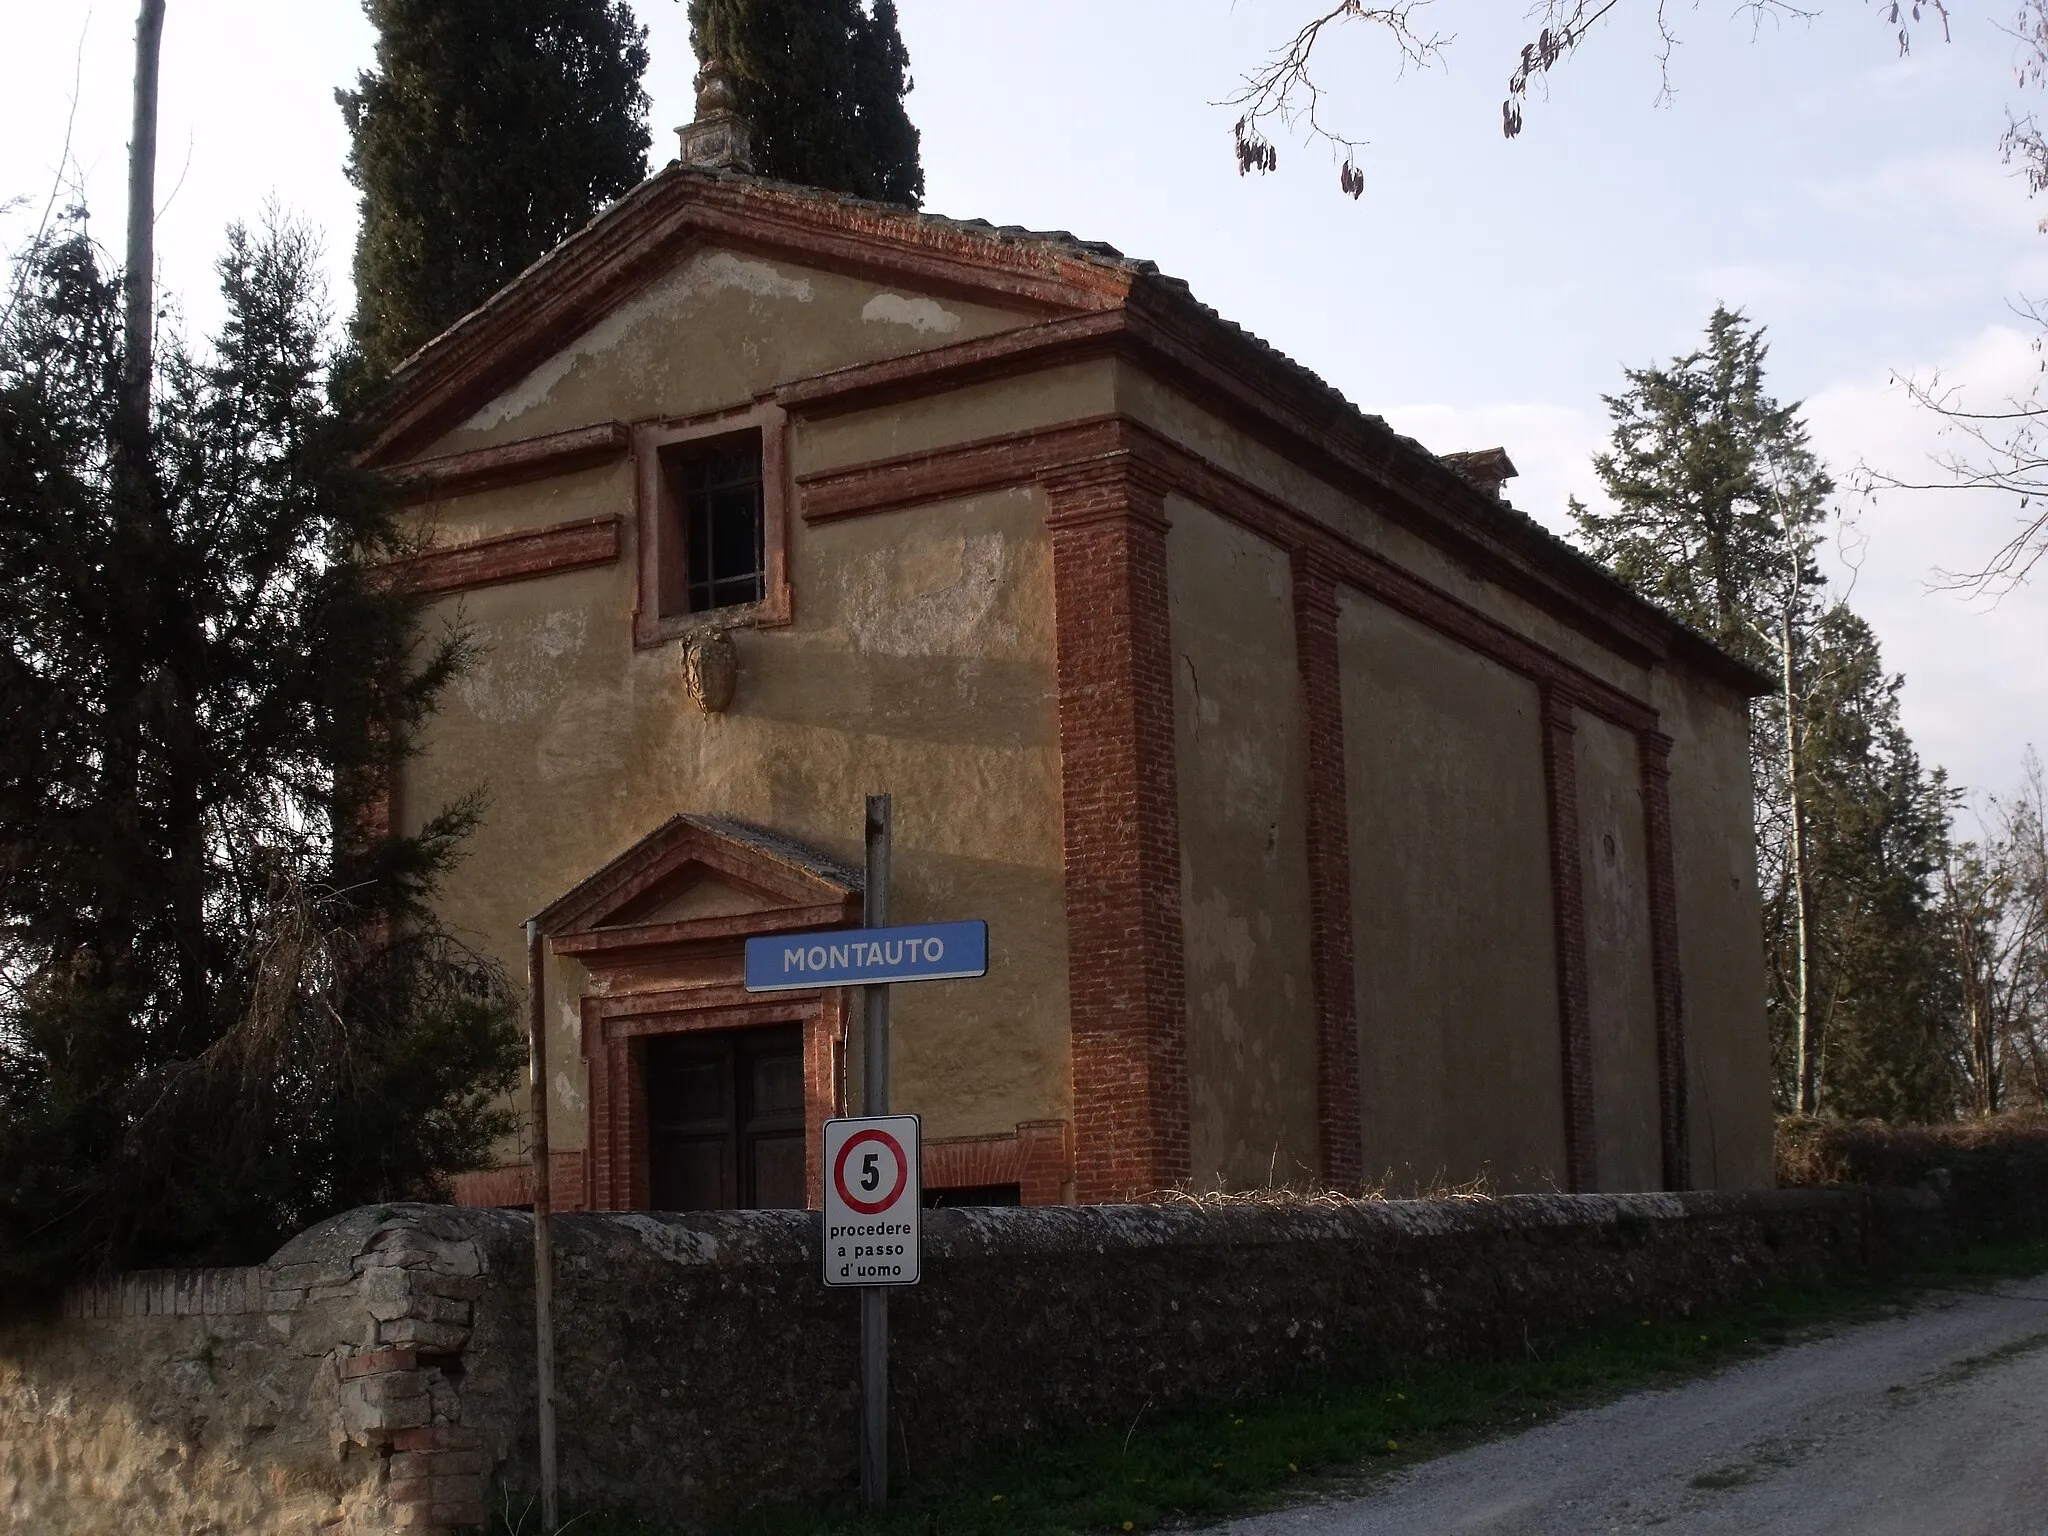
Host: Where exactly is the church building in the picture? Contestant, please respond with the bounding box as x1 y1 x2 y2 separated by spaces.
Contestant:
364 78 1776 1213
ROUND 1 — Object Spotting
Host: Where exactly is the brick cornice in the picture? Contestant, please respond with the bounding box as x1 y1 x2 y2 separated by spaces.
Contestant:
389 514 621 598
798 413 1664 736
387 421 630 503
800 417 1125 524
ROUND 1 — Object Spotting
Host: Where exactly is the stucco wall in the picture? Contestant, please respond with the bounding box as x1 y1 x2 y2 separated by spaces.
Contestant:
1653 672 1776 1189
408 483 1071 1155
435 248 1033 455
1109 366 1656 702
1338 589 1568 1193
400 253 1112 1163
1114 361 1768 1193
1165 497 1320 1188
1575 712 1663 1192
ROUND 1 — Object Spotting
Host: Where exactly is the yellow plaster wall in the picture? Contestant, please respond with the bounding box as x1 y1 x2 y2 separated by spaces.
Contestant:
431 248 1035 454
1110 367 1654 700
399 250 1097 1169
409 484 1069 1155
1574 713 1663 1192
1164 497 1321 1190
1652 673 1776 1189
1338 588 1569 1193
411 459 633 547
792 362 1116 477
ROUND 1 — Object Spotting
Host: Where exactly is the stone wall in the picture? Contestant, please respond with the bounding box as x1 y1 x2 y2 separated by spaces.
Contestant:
6 1180 2043 1535
0 1208 499 1535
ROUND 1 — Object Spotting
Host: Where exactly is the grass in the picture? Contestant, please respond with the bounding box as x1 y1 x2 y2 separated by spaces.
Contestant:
490 1233 2048 1536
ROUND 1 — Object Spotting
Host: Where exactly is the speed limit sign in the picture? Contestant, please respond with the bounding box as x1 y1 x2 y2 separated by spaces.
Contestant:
822 1115 921 1286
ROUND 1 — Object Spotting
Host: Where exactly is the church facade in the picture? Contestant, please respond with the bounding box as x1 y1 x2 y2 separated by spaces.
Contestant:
364 160 1774 1213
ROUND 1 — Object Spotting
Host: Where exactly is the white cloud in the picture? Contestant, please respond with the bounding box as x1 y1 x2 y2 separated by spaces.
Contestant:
1803 326 2048 795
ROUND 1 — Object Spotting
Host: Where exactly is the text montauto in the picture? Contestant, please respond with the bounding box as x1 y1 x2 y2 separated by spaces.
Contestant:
778 937 951 974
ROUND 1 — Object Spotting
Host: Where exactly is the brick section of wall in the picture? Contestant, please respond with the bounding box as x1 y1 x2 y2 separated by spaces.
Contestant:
448 1152 588 1213
924 1120 1069 1204
1539 686 1598 1192
1291 556 1363 1192
1043 455 1190 1201
1638 730 1692 1191
61 1267 264 1320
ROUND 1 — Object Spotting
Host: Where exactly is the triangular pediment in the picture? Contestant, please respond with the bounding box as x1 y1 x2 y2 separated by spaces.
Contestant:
535 814 862 955
365 168 1143 465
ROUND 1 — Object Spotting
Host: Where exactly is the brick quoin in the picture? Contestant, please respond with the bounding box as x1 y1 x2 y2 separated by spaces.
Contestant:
1290 555 1363 1193
1639 730 1692 1190
1043 453 1190 1202
1539 685 1598 1192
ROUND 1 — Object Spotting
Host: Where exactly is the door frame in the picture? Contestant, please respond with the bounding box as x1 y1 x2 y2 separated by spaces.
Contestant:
582 986 846 1211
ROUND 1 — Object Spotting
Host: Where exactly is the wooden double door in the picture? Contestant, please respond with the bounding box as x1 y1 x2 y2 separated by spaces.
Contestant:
645 1023 808 1211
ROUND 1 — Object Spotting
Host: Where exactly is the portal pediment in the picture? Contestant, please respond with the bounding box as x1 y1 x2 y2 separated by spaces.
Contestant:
535 814 862 959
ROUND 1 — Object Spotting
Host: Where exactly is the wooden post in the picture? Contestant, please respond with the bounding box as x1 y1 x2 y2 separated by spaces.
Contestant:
860 794 892 1509
526 921 559 1532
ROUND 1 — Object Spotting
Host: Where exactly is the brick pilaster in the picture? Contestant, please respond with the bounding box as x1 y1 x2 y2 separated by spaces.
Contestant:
1016 1118 1073 1206
1639 730 1691 1190
1290 555 1363 1192
1043 453 1190 1202
1539 686 1597 1192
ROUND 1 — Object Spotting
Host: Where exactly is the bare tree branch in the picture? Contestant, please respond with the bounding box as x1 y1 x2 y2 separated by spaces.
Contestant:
1 14 91 337
1223 1 1450 195
1234 1 1938 192
1855 302 2048 596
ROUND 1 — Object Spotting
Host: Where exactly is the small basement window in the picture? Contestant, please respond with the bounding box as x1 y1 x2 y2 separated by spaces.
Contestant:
661 430 765 616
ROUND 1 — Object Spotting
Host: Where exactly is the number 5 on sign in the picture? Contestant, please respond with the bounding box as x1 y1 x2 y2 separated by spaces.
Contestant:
822 1115 921 1287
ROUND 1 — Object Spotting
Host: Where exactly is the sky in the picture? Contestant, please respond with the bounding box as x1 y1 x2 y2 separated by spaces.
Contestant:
2 0 2043 806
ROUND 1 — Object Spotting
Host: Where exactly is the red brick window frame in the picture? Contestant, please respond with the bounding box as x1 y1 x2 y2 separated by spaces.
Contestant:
632 404 792 649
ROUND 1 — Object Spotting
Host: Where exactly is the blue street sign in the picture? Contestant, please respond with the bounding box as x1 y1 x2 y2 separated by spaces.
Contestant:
744 920 988 993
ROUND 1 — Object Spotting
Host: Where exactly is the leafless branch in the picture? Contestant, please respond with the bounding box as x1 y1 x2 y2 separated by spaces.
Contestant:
1 13 91 337
1855 322 2048 596
1223 1 1450 196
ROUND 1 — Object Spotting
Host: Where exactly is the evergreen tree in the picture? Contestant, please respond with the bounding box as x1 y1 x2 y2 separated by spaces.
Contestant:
1570 306 1831 669
1794 607 1956 1120
1573 308 1957 1119
0 217 521 1304
339 0 651 375
689 0 923 206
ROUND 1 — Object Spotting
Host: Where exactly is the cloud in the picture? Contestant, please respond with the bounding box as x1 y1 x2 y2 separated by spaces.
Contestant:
1802 325 2048 794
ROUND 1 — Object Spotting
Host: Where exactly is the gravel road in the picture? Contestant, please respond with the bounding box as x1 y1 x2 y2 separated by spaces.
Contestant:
1219 1276 2048 1536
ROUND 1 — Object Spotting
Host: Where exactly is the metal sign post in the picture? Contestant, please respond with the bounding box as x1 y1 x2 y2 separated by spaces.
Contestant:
860 793 891 1510
740 794 990 1511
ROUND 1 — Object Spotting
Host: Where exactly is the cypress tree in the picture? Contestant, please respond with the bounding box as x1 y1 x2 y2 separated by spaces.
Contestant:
338 0 652 375
1572 308 1959 1118
688 0 923 206
0 216 522 1303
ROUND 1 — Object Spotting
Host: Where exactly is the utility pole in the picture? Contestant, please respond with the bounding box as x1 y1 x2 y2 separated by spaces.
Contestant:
526 922 559 1533
122 0 166 449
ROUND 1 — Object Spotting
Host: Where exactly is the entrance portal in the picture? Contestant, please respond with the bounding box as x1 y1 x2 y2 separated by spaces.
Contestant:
646 1024 807 1210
